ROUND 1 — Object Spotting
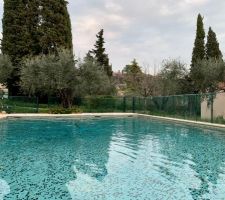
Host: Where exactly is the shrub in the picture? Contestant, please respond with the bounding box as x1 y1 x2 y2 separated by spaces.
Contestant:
49 107 82 114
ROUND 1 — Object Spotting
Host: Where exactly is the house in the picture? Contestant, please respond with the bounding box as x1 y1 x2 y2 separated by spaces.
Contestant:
201 82 225 120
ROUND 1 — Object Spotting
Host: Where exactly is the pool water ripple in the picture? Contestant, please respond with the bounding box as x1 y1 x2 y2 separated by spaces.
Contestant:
0 179 10 200
0 117 225 199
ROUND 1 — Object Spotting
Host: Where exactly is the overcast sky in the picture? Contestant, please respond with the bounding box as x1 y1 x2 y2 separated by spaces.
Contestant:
0 0 225 72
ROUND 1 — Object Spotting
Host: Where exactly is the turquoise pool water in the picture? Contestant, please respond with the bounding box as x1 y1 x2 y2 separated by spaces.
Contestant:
0 117 225 199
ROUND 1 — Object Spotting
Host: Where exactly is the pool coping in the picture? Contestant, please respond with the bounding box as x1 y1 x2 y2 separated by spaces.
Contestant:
0 113 136 118
137 114 225 130
1 113 225 130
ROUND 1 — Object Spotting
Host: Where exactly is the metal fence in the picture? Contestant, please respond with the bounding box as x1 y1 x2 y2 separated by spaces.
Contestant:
0 93 225 125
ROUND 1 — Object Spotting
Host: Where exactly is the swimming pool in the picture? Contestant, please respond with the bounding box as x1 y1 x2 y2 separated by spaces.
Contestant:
0 116 225 199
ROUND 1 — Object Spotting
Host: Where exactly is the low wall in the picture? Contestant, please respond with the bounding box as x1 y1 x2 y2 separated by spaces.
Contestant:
201 93 225 120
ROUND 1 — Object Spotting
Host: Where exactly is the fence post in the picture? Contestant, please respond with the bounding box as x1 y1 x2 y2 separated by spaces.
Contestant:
144 97 147 114
172 95 175 117
36 97 39 113
47 96 50 109
210 93 214 123
88 97 91 113
132 97 135 113
123 97 126 112
195 94 198 121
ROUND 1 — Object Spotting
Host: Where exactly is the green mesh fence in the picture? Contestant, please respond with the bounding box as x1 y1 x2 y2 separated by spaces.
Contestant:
0 96 39 113
0 93 224 125
135 95 201 120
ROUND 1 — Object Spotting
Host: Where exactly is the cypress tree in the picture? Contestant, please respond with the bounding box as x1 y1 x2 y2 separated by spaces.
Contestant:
92 29 112 77
1 0 30 95
39 0 73 54
191 14 205 66
206 27 222 59
1 0 73 95
26 0 43 56
123 59 142 94
190 14 205 93
123 59 142 75
84 51 95 63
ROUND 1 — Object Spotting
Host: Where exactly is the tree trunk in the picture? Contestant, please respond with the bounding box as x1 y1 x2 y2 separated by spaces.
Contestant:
59 89 73 109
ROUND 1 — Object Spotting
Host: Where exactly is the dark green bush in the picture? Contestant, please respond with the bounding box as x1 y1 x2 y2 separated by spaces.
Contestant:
49 107 82 114
49 108 72 114
71 107 83 113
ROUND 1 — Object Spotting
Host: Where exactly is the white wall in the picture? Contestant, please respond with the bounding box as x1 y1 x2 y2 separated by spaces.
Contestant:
201 93 225 120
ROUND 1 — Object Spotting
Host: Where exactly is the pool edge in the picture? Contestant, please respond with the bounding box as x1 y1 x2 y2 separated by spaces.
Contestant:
0 114 7 119
1 113 225 130
138 114 225 130
3 113 136 118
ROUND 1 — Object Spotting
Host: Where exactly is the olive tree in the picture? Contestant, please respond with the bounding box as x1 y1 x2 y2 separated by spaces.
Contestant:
0 54 13 86
77 55 114 96
21 49 78 108
195 57 225 93
159 59 188 95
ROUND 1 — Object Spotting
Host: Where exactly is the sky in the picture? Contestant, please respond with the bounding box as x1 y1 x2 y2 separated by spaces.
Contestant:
0 0 225 73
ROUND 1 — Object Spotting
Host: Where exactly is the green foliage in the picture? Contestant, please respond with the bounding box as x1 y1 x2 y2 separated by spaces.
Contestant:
21 49 78 108
123 59 142 75
91 29 112 77
191 14 206 65
39 0 73 54
159 59 189 95
0 54 13 85
49 107 82 114
123 59 143 95
206 27 222 59
1 0 73 95
179 75 194 94
195 58 225 92
1 0 29 94
2 1 34 59
78 54 114 96
48 108 71 114
190 14 206 92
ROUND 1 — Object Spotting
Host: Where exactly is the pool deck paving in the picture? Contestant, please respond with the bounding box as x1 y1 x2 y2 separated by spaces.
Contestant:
0 114 6 119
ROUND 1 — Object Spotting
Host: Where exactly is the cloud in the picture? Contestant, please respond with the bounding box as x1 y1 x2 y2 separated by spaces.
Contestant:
0 0 225 73
105 1 122 12
69 0 223 72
